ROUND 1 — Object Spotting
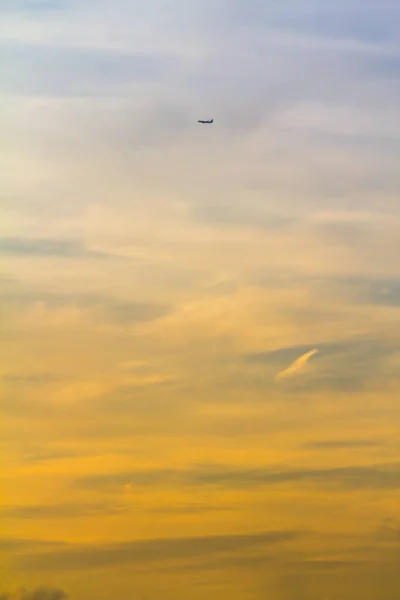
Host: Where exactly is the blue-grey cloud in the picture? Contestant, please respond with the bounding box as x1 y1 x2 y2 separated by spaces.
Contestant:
360 278 400 306
2 43 177 97
221 0 399 44
312 276 400 307
0 0 68 13
2 0 399 238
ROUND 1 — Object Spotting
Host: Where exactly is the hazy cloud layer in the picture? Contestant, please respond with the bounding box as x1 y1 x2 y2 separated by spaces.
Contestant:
2 1 400 600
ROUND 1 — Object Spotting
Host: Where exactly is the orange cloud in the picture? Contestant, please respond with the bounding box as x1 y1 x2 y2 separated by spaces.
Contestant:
275 349 319 381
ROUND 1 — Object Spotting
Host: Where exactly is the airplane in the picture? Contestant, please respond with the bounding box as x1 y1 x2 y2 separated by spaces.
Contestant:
198 118 214 124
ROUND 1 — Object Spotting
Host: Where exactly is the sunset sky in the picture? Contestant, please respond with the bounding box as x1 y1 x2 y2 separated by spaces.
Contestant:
1 1 400 599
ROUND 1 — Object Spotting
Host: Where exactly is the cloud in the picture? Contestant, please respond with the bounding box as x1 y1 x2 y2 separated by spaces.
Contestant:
2 588 68 600
15 447 87 465
76 468 178 490
17 589 67 600
194 204 295 230
0 590 67 600
245 336 399 392
0 538 66 552
105 301 170 324
303 275 400 307
302 439 384 450
1 502 126 519
146 503 234 515
216 0 399 45
3 0 400 253
0 3 399 598
2 42 177 97
189 463 400 490
361 277 400 306
15 529 303 571
118 360 149 372
295 559 365 572
0 237 107 258
275 348 319 381
169 552 274 573
1 282 171 325
2 373 60 384
76 462 400 492
0 0 68 14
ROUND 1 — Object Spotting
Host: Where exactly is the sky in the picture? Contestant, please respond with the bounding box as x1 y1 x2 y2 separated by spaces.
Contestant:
1 1 400 599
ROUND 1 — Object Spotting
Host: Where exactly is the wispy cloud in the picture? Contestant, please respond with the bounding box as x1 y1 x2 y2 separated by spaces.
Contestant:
275 348 319 381
245 336 399 392
1 372 60 384
1 1 68 14
2 42 176 97
0 237 107 258
2 587 68 600
15 529 304 571
1 282 172 325
302 439 384 451
76 462 400 492
1 502 126 519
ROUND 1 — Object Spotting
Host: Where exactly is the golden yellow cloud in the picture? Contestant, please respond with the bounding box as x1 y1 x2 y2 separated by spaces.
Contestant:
275 349 319 382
